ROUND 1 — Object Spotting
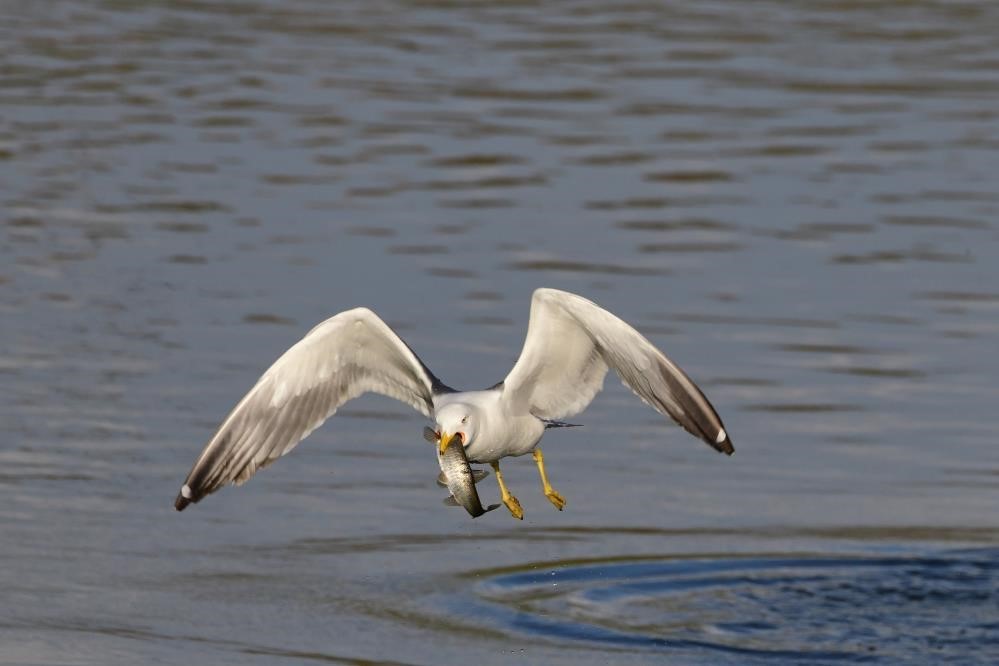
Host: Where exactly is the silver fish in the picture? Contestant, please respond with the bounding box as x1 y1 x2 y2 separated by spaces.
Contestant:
427 426 499 518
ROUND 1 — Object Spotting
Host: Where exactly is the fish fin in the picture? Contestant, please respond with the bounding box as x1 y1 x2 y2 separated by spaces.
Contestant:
437 468 487 487
423 426 439 443
443 495 460 506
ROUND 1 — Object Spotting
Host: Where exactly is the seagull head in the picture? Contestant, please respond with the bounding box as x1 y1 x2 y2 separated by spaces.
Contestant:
434 403 477 456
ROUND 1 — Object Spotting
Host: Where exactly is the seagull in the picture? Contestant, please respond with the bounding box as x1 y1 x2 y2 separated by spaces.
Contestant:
174 288 733 519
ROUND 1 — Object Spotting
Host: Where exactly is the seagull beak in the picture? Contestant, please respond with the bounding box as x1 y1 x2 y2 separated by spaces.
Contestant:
438 431 454 456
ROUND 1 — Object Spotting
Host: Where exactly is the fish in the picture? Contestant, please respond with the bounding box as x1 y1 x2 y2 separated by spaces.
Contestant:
426 426 499 518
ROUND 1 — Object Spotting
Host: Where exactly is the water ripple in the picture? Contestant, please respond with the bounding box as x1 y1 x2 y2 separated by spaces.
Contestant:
446 550 999 662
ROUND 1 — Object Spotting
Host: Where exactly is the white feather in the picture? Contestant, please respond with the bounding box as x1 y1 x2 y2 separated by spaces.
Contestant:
177 308 442 505
176 289 732 511
503 289 731 449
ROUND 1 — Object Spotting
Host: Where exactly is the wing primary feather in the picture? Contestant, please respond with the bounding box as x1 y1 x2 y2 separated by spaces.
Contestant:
175 429 232 510
503 288 733 455
175 307 448 510
654 358 733 455
227 400 285 487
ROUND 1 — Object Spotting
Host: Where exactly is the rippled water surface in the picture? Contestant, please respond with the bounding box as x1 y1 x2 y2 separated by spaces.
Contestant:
2 1 998 664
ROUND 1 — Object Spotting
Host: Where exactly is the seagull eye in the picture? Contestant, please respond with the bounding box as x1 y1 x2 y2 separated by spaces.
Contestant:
461 415 468 424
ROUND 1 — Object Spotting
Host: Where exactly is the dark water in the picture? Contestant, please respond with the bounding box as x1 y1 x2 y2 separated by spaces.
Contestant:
460 546 998 662
2 1 998 663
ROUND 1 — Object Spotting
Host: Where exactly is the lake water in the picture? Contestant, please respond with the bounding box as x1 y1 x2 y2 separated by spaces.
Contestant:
1 1 997 663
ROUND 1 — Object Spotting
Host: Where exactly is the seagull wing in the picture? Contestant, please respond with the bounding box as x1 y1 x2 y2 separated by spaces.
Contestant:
175 307 450 510
502 288 733 454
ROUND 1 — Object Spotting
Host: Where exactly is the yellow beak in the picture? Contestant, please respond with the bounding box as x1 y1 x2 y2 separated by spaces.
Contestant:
438 431 455 456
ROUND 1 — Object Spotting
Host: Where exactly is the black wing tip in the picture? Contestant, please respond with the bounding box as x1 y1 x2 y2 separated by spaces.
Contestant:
711 432 735 456
174 484 198 511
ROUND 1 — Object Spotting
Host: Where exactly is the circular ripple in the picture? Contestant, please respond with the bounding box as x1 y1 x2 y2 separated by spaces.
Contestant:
449 549 999 663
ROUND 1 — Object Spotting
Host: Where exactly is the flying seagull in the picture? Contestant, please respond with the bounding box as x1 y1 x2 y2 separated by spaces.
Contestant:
174 288 733 519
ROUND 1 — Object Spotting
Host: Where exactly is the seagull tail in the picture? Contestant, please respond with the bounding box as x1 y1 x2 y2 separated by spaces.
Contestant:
542 419 583 429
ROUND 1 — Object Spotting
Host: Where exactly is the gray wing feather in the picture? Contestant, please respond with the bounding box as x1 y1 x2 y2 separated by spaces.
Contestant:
503 289 733 454
175 308 446 510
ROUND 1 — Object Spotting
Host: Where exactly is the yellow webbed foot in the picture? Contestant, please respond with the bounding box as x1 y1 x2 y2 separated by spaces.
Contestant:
544 488 566 511
491 460 524 520
533 447 566 512
503 494 524 520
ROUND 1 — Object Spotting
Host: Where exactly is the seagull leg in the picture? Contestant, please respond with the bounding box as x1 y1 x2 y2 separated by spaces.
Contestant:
490 461 523 520
533 447 566 511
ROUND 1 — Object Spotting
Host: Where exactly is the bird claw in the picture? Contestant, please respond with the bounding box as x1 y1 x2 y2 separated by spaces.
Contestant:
545 489 566 511
503 494 524 520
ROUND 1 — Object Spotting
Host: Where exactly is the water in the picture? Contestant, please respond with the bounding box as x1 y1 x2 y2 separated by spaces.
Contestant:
1 1 998 663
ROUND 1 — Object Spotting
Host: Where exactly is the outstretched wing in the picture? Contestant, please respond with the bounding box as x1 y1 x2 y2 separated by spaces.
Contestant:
175 307 451 510
503 288 733 454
